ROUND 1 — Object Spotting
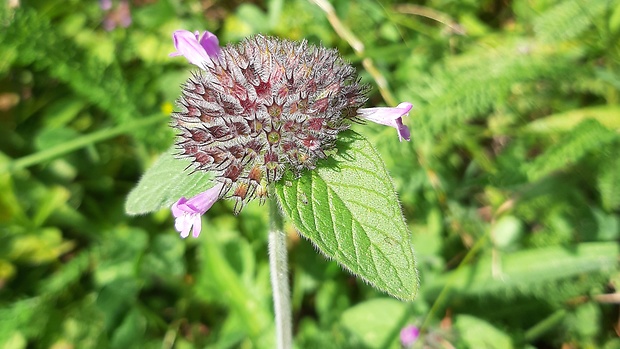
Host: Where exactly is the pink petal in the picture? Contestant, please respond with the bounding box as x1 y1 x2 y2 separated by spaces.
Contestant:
170 30 220 69
357 102 413 142
170 182 225 238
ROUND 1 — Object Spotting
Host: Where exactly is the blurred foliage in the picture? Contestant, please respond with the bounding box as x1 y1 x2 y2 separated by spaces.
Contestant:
0 0 619 348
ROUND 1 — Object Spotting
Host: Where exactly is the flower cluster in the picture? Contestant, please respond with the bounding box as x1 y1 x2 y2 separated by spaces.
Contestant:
169 30 413 238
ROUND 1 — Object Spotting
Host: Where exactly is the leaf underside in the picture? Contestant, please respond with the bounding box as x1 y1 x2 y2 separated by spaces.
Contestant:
125 146 213 215
275 131 419 300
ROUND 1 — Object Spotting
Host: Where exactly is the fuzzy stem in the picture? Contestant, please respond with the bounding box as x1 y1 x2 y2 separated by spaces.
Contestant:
268 196 292 349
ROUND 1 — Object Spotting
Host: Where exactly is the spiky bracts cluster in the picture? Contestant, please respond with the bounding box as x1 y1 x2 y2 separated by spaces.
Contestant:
172 35 368 213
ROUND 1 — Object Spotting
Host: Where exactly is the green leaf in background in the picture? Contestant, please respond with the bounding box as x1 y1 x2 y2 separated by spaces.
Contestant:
598 154 620 211
523 106 620 134
275 131 418 301
0 298 41 347
527 119 618 180
125 147 213 215
340 298 408 349
455 315 514 349
424 242 619 297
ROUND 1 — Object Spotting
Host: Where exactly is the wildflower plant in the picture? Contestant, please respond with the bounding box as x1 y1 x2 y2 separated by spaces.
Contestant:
126 29 418 346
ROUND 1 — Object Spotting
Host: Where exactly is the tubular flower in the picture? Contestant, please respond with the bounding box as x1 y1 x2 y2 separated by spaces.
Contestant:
171 33 368 214
170 30 220 68
171 182 225 238
357 102 413 141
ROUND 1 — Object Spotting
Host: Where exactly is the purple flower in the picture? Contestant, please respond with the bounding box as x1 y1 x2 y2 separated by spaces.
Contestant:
169 30 220 69
400 325 420 348
357 102 413 142
171 182 224 238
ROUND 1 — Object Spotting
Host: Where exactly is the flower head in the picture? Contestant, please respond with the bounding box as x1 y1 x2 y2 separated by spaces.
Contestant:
400 325 420 348
170 30 220 68
171 182 224 238
172 34 368 214
357 102 413 141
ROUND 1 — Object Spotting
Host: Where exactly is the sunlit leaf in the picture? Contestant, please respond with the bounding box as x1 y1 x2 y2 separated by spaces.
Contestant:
523 106 620 134
275 131 418 300
424 242 619 297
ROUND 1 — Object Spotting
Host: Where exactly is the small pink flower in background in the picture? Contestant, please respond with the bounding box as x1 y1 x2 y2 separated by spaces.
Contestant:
100 0 112 11
171 182 225 238
170 30 220 69
400 325 420 348
101 0 131 31
358 102 413 142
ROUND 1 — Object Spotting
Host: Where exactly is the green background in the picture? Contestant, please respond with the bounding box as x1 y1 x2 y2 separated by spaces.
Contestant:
1 0 619 348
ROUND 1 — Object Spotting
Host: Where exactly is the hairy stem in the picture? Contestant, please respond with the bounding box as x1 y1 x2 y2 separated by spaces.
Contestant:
269 196 292 349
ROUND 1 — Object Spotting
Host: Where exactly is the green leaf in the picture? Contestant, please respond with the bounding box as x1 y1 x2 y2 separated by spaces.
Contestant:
523 106 620 134
424 242 619 298
0 298 41 347
140 234 186 280
527 119 617 180
598 152 620 211
533 0 607 43
274 131 418 300
39 251 91 294
455 315 514 349
125 147 213 215
110 308 147 349
340 298 408 349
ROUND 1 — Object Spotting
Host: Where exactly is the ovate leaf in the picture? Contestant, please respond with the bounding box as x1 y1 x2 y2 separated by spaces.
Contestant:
275 131 418 300
125 147 213 215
